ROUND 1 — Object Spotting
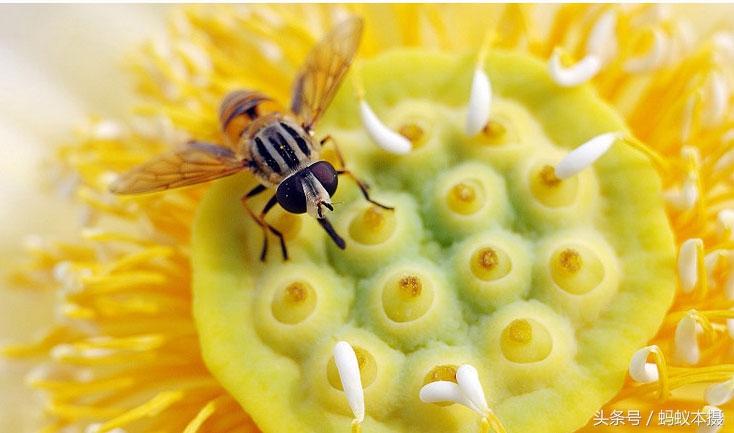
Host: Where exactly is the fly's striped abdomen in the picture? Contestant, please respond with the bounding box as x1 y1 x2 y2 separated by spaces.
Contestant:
219 90 284 147
248 118 317 186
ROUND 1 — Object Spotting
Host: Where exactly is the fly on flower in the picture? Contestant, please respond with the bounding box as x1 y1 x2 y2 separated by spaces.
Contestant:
110 17 391 261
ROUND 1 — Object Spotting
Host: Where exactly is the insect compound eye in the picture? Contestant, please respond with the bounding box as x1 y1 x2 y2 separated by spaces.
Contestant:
276 175 307 214
309 161 339 197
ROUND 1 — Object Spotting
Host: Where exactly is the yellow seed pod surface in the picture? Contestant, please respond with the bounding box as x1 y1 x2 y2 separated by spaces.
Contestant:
192 49 676 433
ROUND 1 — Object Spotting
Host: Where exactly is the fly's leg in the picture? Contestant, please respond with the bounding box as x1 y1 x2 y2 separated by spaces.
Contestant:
321 135 393 211
241 185 288 261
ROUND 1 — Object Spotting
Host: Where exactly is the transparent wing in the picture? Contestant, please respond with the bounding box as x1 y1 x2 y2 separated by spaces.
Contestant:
109 141 246 194
290 16 363 131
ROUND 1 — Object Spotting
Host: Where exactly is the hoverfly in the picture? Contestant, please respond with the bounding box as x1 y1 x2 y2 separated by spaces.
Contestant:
110 17 390 260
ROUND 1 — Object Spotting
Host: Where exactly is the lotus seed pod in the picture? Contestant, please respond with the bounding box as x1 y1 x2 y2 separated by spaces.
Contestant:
193 49 676 433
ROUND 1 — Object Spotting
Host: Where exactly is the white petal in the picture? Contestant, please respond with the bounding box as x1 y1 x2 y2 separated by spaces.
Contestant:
554 132 619 179
705 378 734 406
629 346 659 383
465 67 492 137
674 311 702 365
678 238 701 293
727 308 734 339
359 100 412 155
333 341 365 423
548 51 602 87
585 10 618 65
455 365 490 416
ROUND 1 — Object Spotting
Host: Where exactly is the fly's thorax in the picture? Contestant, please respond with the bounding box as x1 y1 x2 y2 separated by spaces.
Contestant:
219 90 285 147
244 116 319 188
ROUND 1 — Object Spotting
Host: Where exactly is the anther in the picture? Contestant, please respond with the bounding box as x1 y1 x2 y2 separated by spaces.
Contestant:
629 345 662 383
420 365 489 415
705 377 734 406
623 28 667 73
465 67 493 137
554 132 620 179
699 406 724 433
701 71 728 128
674 310 703 365
629 345 669 400
678 238 703 293
333 341 365 427
547 49 602 87
419 365 506 433
359 99 412 155
585 10 618 66
455 365 490 417
716 209 734 239
465 28 493 137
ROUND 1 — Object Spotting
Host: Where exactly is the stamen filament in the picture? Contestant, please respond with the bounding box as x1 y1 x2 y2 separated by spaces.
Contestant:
620 136 670 174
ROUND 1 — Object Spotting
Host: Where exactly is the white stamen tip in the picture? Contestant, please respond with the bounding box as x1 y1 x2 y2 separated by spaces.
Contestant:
419 381 483 415
86 424 128 433
624 29 668 73
93 120 125 140
674 311 702 365
554 132 619 179
705 378 734 406
629 346 660 383
548 50 602 87
698 406 725 433
665 179 699 210
586 10 618 65
333 341 365 423
678 238 702 293
717 209 734 238
702 72 729 127
456 364 490 416
359 100 412 155
465 67 493 137
419 364 490 417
